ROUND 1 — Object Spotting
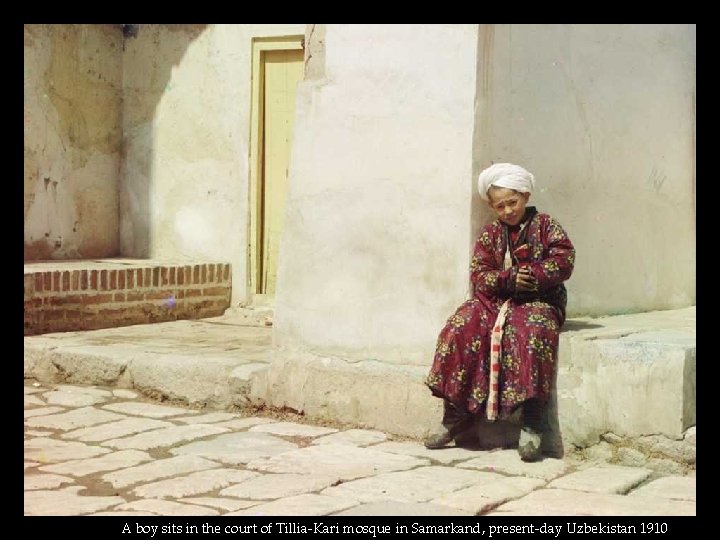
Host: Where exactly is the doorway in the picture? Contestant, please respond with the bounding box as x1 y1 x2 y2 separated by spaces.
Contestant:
248 37 304 303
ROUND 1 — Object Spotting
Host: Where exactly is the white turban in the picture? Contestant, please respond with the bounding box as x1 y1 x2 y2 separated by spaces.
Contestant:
477 163 535 201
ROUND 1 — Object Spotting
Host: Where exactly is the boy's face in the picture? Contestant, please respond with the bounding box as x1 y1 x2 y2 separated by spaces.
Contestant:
487 187 530 227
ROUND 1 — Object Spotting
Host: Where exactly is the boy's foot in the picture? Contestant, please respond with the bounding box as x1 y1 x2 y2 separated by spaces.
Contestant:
424 417 473 449
518 426 543 461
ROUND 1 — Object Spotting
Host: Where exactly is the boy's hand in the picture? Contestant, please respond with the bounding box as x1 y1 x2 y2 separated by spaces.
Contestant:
516 267 538 292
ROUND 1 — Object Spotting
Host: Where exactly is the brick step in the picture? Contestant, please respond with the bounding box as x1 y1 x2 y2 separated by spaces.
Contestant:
24 258 231 335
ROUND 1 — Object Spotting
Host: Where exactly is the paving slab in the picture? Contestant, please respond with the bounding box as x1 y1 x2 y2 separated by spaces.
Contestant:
457 449 568 480
132 469 258 499
25 437 111 463
39 450 153 477
42 390 108 407
25 429 54 437
24 406 65 419
177 498 259 512
25 406 125 430
214 417 278 430
112 499 220 516
312 429 388 447
24 486 125 516
321 466 495 504
370 441 481 465
547 465 652 494
61 417 174 442
628 476 696 501
219 473 340 500
488 488 695 516
430 476 546 514
226 494 359 516
173 412 239 424
102 455 221 489
249 421 339 438
24 473 75 490
170 432 298 465
246 444 430 481
100 424 230 451
24 395 46 407
55 385 114 397
102 402 197 418
333 501 472 516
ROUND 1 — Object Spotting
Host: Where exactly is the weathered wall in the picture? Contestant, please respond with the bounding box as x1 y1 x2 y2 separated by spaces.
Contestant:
120 24 305 306
24 24 122 260
274 25 479 364
474 24 696 317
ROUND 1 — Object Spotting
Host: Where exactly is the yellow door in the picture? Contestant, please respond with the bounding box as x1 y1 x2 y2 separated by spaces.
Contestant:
261 49 303 296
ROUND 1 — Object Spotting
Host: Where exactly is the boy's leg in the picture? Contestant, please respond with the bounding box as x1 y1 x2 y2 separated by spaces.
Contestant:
518 398 545 462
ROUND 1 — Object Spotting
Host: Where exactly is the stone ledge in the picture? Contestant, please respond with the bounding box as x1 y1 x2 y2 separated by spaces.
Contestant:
250 309 695 450
23 307 696 458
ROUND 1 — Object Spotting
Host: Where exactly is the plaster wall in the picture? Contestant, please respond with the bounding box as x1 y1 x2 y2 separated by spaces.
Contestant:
474 24 696 316
274 25 479 364
120 24 305 305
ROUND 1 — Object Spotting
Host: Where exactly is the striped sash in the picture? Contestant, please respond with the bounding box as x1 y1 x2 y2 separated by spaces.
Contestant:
487 237 516 421
487 299 510 421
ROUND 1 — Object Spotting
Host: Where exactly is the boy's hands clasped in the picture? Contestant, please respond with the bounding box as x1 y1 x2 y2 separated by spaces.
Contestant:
515 266 538 292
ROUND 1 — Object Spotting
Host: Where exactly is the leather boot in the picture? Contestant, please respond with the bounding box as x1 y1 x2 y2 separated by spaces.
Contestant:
424 400 474 449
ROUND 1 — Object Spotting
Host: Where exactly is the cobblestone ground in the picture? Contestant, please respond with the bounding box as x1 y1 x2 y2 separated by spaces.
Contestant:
24 380 696 516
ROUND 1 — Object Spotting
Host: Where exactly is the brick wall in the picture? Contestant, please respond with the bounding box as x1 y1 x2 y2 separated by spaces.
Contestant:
24 262 231 335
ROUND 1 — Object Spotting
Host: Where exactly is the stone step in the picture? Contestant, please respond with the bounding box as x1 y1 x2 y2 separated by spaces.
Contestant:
24 307 695 461
251 308 696 452
556 324 695 446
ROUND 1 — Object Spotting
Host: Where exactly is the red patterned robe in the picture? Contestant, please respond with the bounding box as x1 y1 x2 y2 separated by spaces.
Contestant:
426 208 575 420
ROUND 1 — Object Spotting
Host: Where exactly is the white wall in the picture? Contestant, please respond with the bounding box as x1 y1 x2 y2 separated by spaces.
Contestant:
120 24 305 305
274 25 479 365
24 24 122 260
474 24 696 316
29 23 694 333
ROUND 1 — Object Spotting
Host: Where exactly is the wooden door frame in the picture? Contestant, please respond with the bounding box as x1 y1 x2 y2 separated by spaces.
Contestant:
248 36 304 304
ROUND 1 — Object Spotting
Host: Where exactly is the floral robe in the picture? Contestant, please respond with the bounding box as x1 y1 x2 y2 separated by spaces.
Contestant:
425 208 575 420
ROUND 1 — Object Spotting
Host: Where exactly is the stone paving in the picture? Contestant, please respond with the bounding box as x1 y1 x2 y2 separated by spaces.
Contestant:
24 380 696 516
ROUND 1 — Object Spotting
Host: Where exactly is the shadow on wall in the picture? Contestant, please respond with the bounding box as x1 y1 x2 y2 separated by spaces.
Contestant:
120 24 208 258
23 24 209 262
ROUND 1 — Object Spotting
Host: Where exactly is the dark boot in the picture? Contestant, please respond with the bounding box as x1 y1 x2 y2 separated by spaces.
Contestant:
424 400 474 449
518 398 545 462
